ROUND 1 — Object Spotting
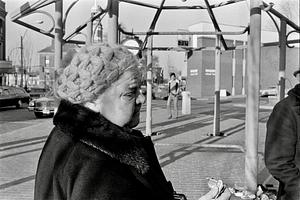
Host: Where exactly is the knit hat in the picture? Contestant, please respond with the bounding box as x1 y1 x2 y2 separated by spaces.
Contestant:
293 69 300 77
55 43 140 104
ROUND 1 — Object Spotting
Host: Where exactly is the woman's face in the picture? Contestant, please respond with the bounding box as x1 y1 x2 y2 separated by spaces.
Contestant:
171 74 176 80
98 70 145 128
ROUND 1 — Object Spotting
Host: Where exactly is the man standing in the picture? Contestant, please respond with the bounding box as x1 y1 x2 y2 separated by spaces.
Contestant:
265 69 300 200
167 73 180 119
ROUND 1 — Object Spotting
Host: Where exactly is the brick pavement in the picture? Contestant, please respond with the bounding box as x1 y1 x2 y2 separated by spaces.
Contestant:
0 99 277 200
137 101 277 200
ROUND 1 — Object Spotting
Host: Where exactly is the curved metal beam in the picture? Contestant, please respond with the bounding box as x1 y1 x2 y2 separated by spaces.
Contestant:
262 1 300 31
118 0 159 9
63 0 80 35
64 10 106 42
265 11 280 35
286 30 300 48
31 10 55 34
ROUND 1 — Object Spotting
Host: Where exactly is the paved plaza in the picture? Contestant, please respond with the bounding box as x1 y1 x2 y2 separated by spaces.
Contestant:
0 98 278 200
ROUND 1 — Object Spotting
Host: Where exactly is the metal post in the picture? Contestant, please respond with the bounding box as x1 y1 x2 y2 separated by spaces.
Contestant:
86 15 93 45
232 40 236 96
245 0 261 193
14 73 17 86
213 35 221 136
278 19 287 100
145 35 153 136
20 36 24 87
107 0 119 45
43 66 47 89
54 0 63 90
242 41 246 95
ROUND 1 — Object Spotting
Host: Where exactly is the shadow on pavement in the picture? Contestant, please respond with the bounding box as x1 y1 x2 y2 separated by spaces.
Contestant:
158 122 245 168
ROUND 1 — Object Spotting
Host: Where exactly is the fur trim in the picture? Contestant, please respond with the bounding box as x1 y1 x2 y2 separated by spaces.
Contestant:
53 100 150 174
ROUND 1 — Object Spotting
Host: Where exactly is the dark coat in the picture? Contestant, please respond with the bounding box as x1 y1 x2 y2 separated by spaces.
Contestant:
34 100 175 200
265 84 300 200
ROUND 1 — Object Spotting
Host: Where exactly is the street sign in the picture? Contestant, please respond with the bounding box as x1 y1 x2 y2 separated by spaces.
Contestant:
190 69 198 76
121 38 142 55
177 29 190 47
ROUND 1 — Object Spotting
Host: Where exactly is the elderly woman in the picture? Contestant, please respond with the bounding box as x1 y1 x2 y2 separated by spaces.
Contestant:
34 44 230 200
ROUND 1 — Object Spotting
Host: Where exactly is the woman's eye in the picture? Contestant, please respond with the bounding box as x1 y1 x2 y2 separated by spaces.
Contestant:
123 92 136 99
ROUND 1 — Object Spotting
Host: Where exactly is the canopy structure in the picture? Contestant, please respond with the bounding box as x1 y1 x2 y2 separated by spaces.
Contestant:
11 0 300 193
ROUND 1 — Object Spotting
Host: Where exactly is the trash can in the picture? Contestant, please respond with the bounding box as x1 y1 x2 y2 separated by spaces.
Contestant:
181 91 191 115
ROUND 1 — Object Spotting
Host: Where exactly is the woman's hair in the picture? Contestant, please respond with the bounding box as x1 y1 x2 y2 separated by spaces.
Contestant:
55 43 140 104
170 72 176 77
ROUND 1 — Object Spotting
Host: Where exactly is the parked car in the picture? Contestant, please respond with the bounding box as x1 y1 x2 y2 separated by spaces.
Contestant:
153 84 169 100
140 85 156 99
0 86 30 108
260 86 290 97
260 86 277 97
28 91 58 118
28 87 49 99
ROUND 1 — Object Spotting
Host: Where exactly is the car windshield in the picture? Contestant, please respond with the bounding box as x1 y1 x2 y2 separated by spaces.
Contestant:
36 101 55 107
44 90 54 97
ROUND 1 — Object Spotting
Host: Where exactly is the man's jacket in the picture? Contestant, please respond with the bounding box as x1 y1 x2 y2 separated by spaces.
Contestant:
265 84 300 200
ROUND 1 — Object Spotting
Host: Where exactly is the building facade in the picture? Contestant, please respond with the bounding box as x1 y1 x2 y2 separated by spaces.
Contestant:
0 0 12 86
186 22 300 99
38 40 78 89
187 36 299 98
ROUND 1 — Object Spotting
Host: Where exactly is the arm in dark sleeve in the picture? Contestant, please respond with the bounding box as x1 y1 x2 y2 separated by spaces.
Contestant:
60 154 143 200
264 102 300 193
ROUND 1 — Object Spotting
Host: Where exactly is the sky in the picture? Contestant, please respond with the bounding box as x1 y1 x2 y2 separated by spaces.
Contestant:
4 0 299 68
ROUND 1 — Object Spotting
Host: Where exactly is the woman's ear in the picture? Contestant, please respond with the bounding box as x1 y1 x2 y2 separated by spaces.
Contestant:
84 97 102 113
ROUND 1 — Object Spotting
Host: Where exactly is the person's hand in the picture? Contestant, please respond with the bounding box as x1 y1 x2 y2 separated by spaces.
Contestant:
198 186 231 200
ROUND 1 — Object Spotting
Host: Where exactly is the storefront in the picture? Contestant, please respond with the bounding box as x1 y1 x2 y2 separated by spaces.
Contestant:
0 60 13 86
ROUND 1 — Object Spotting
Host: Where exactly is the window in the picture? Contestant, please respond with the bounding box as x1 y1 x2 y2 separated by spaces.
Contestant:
8 89 15 95
2 90 9 95
45 55 50 67
15 88 25 94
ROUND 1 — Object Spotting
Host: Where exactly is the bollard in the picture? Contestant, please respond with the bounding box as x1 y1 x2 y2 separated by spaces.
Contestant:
181 91 191 115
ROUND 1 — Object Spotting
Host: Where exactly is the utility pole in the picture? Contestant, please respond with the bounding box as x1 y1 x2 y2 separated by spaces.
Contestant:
20 36 24 87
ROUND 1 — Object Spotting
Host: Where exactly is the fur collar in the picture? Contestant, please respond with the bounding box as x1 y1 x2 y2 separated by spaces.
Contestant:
53 100 150 174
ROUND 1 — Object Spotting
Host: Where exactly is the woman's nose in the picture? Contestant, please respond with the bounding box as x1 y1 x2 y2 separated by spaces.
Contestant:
136 93 146 105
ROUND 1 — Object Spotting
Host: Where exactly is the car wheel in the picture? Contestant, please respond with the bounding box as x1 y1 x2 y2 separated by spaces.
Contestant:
34 112 42 118
16 100 22 108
